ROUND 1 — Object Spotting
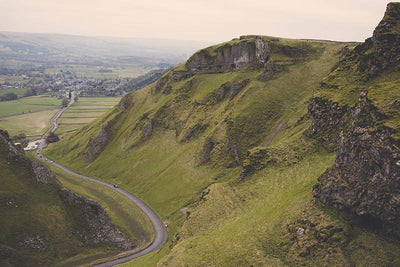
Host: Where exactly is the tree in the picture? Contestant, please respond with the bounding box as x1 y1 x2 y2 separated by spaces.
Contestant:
62 98 69 107
0 93 18 101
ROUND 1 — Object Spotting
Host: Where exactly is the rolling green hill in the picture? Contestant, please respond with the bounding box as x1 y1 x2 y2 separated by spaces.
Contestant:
44 3 400 266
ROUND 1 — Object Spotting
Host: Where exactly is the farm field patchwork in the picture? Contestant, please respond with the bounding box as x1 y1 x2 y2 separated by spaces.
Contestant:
56 97 121 135
0 96 61 117
0 109 59 137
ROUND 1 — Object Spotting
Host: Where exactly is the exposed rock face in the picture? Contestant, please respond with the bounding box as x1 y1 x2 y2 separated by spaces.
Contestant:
306 98 349 151
0 130 19 156
181 123 208 142
352 3 400 76
153 75 169 94
185 36 270 74
313 92 400 237
199 139 214 165
31 160 58 185
87 116 118 161
118 94 130 112
201 79 250 105
259 62 283 81
19 235 48 250
171 71 195 82
142 119 154 138
283 204 348 265
228 79 250 100
225 139 240 167
60 189 135 250
45 132 59 143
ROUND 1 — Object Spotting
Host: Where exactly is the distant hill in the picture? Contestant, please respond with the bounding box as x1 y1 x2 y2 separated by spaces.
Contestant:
0 31 211 69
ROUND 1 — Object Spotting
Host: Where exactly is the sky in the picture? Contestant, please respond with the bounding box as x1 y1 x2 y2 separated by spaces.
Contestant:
0 0 394 43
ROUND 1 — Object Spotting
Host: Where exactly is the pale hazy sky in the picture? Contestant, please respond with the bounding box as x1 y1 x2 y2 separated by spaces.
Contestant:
0 0 393 42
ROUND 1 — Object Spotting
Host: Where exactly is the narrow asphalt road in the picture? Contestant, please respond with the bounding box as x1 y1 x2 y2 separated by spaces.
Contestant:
37 94 168 266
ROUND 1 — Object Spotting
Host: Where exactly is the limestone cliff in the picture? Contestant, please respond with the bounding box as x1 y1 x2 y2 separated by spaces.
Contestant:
309 3 400 237
186 36 270 73
313 92 400 236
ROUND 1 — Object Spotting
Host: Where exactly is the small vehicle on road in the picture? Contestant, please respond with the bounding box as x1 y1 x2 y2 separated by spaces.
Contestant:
113 184 119 188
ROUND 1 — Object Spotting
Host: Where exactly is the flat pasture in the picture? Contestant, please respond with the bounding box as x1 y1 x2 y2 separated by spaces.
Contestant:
0 96 61 117
56 97 120 135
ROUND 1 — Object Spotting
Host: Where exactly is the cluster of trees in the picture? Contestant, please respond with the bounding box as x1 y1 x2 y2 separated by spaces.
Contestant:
0 93 18 101
0 89 36 102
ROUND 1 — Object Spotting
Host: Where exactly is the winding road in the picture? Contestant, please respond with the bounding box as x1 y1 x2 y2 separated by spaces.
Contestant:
37 94 168 266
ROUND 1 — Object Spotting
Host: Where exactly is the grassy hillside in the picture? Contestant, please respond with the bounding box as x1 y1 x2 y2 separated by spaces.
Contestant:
31 155 155 266
0 131 133 266
44 32 400 266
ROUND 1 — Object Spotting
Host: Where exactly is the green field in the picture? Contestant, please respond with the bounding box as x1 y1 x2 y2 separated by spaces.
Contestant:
0 109 59 137
0 87 30 97
0 96 61 117
55 97 120 135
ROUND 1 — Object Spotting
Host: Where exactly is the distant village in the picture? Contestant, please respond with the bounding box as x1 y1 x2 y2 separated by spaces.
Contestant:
0 67 168 98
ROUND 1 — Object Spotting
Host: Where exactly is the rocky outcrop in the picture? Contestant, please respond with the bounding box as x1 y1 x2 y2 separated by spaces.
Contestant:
171 70 195 82
87 116 118 161
282 204 348 265
348 3 400 76
199 139 215 165
31 160 58 185
0 130 19 156
153 75 169 94
60 189 135 250
201 79 250 105
118 94 130 112
228 79 250 100
181 123 208 142
259 62 283 81
306 98 349 151
142 119 154 138
185 36 270 74
45 132 59 143
313 92 400 237
19 235 48 250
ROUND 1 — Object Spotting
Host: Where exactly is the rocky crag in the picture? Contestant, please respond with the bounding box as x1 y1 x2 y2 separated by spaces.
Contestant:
310 2 400 238
158 36 284 85
332 3 400 78
313 92 400 236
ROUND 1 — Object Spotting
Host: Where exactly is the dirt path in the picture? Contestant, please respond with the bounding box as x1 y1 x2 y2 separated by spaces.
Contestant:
265 121 285 147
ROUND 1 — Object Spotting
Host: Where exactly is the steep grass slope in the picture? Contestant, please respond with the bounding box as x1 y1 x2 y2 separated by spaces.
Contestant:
45 6 400 265
0 130 135 266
